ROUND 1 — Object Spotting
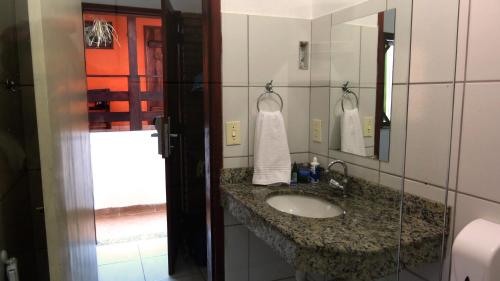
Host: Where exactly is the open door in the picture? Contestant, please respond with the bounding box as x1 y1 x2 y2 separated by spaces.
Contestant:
159 0 223 278
160 1 183 274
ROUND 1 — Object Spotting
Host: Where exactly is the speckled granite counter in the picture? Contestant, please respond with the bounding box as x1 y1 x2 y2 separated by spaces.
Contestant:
221 168 447 281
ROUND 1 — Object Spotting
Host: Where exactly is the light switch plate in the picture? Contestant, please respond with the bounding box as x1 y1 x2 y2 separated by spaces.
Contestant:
363 117 374 137
312 119 322 143
225 121 241 145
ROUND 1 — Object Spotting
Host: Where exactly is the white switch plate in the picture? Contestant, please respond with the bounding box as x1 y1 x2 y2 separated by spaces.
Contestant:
225 121 241 145
363 117 374 137
312 119 322 143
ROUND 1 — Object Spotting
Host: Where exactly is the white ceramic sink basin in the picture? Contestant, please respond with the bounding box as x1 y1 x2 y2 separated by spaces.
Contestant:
266 194 344 218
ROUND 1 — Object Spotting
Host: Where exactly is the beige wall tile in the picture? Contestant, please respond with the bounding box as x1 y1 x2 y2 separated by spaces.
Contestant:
380 85 408 176
223 87 249 158
466 0 500 81
249 16 311 87
455 0 470 81
457 82 500 202
309 87 330 155
405 84 454 187
287 88 310 153
311 15 331 86
222 13 249 86
359 26 378 88
410 0 459 83
330 24 360 87
224 157 249 169
387 0 412 84
448 83 464 190
454 193 500 238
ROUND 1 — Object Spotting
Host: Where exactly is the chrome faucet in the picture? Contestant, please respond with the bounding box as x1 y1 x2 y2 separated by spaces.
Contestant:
327 160 349 197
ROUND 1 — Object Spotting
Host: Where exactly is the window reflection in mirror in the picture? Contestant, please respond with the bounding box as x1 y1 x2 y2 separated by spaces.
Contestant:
329 9 396 162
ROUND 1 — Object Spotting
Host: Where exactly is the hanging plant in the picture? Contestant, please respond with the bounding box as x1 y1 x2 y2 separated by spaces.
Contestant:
84 19 120 49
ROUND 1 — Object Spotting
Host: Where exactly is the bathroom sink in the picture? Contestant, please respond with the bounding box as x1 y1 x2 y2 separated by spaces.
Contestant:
266 194 344 218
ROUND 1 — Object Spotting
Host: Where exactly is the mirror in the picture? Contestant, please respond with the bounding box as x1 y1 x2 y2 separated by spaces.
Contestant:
329 9 396 161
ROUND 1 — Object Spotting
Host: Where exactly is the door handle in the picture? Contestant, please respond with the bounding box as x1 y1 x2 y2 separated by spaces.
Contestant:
163 117 178 159
152 116 178 158
4 79 18 94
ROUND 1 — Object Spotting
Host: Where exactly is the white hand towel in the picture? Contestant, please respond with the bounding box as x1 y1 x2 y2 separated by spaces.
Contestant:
341 108 366 157
252 111 291 185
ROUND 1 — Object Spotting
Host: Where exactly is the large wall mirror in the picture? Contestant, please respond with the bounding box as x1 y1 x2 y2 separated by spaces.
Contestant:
329 9 396 161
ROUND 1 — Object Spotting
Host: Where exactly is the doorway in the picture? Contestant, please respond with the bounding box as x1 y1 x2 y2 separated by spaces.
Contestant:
82 6 176 280
81 2 210 280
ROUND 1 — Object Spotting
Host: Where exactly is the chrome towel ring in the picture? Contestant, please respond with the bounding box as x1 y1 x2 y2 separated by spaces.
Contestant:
257 80 284 112
341 82 359 112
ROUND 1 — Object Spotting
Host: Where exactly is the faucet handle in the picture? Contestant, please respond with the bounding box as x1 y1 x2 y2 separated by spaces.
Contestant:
329 179 344 190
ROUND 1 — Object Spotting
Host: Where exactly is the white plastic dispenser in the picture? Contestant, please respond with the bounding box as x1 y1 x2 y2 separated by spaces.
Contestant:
451 219 500 281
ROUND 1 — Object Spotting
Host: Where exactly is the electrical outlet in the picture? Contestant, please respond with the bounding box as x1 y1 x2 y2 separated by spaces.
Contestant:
363 117 374 137
225 121 241 145
312 119 322 143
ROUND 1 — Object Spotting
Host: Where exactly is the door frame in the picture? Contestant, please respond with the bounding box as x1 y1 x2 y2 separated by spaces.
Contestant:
202 0 224 280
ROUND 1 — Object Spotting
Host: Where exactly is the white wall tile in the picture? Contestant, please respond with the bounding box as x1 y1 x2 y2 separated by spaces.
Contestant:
466 0 500 81
380 85 408 176
455 0 470 81
410 0 459 83
405 84 453 187
223 87 249 158
248 232 295 281
249 16 311 87
359 26 378 88
387 0 412 84
222 13 249 86
454 193 500 238
330 24 360 87
225 225 249 281
309 87 330 155
457 83 500 202
311 15 331 86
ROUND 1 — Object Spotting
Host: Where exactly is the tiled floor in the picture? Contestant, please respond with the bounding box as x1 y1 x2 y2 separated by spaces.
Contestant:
96 209 168 244
97 238 206 281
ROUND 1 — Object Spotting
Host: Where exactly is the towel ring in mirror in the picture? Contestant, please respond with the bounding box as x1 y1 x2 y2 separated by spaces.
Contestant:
257 80 284 112
341 82 359 112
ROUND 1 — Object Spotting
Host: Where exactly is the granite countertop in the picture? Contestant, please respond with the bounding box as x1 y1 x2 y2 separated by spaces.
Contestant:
220 168 447 281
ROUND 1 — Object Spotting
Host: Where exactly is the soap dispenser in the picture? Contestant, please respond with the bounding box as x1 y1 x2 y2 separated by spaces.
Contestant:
310 157 320 184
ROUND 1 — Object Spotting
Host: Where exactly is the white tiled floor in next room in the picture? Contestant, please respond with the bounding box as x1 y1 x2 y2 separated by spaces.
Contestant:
97 237 206 281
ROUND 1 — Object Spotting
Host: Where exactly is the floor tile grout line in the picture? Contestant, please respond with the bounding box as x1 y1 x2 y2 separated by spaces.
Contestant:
137 243 149 281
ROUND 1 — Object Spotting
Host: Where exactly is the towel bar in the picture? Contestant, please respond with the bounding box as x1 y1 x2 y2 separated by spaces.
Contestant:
341 82 359 112
257 80 284 112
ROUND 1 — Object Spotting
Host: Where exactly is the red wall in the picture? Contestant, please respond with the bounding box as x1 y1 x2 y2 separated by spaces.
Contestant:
84 13 162 127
